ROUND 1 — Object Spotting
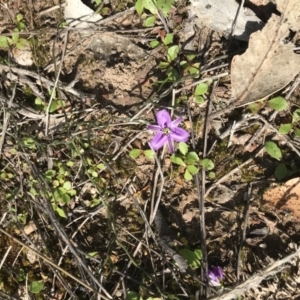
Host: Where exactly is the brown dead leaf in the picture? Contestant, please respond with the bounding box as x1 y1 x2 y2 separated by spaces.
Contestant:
231 0 300 105
263 178 300 218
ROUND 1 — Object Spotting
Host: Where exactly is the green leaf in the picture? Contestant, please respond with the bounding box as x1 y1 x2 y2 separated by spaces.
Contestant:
208 172 215 179
195 95 205 104
186 54 195 61
159 61 169 68
29 280 44 294
170 154 186 167
12 32 19 43
86 251 98 258
67 189 76 196
91 171 98 177
178 142 188 155
187 165 198 175
144 149 155 159
96 163 106 170
35 97 43 106
0 36 10 48
166 67 178 81
189 67 199 76
275 163 288 181
45 170 56 179
265 141 282 161
201 158 214 170
167 45 179 62
294 128 300 137
180 249 201 269
61 193 70 204
156 0 174 16
267 97 288 111
185 152 199 165
63 181 72 190
184 169 192 181
49 100 58 113
16 13 24 22
56 206 67 218
126 291 140 300
163 33 173 45
129 149 142 159
194 249 202 260
17 21 26 31
135 0 143 15
278 123 292 134
15 38 28 49
292 109 300 123
248 102 262 114
142 0 158 15
67 160 74 167
143 15 156 27
150 40 160 48
195 83 208 95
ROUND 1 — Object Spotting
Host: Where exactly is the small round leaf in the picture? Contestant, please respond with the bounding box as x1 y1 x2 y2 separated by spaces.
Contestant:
184 169 193 181
29 280 44 294
201 158 214 170
170 154 186 167
195 83 208 96
265 141 282 161
144 149 154 159
187 165 198 175
267 97 288 111
129 149 141 159
178 142 188 155
278 123 292 134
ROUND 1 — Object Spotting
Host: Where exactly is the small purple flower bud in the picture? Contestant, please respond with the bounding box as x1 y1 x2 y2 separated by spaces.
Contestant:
207 266 224 287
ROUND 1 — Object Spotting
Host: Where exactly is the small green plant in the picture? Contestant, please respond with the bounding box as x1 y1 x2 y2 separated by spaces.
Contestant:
265 141 282 161
44 164 77 218
86 157 106 178
149 35 206 102
193 82 209 104
179 53 201 78
170 142 215 180
129 149 155 159
29 280 44 294
274 162 300 181
0 13 28 49
179 248 202 269
135 0 174 27
35 89 66 113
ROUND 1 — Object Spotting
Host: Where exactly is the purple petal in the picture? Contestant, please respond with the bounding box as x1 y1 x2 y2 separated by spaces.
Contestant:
148 124 161 132
156 109 172 127
170 116 183 128
170 127 190 142
214 266 223 279
167 135 174 153
208 272 218 282
149 132 168 150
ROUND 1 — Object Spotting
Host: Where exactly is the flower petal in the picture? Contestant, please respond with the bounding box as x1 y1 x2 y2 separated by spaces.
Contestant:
170 127 190 142
149 132 168 150
156 109 172 127
167 135 174 153
170 116 183 127
214 266 223 279
148 124 161 132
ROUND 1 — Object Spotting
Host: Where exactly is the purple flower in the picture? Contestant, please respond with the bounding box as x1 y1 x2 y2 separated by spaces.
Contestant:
147 109 190 153
207 266 224 287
